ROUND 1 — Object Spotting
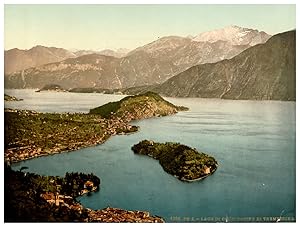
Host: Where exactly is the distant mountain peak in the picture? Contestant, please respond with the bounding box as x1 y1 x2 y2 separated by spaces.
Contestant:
229 24 240 28
30 45 50 50
226 25 245 29
193 25 271 46
4 46 76 74
131 36 191 55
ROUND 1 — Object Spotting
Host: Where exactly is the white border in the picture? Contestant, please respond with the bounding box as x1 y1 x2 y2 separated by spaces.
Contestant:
1 1 298 226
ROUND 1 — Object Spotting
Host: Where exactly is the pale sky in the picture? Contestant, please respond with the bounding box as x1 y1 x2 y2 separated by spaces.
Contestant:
4 4 296 51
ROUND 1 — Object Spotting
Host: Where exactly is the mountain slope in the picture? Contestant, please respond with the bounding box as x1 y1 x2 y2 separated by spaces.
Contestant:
151 30 295 101
4 45 77 74
5 54 122 89
127 35 253 74
5 42 250 90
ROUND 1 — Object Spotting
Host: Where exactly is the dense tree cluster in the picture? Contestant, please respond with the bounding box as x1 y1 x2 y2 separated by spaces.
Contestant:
62 172 100 197
132 140 218 181
4 164 100 222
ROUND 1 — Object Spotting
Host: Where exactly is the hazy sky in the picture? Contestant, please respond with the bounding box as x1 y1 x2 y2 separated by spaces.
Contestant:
4 4 296 51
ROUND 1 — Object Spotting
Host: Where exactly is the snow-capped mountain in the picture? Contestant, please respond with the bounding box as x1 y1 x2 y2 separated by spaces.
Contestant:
193 25 271 46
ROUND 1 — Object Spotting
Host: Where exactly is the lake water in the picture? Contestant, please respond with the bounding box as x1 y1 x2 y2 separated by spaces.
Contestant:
6 89 296 222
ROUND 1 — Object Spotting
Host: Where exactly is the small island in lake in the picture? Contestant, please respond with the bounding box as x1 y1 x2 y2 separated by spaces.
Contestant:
36 84 66 92
132 140 218 181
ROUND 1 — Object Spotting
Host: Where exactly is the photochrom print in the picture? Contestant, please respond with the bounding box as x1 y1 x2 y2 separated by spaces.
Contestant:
4 4 296 223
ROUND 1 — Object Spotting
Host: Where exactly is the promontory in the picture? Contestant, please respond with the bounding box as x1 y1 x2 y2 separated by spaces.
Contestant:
5 92 188 163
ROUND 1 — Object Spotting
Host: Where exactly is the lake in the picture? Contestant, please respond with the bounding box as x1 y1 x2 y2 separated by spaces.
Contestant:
6 89 296 222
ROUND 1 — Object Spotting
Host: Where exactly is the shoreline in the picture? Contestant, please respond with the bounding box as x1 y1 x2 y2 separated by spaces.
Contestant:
4 109 139 164
8 128 138 164
179 165 219 182
5 92 185 164
7 131 114 164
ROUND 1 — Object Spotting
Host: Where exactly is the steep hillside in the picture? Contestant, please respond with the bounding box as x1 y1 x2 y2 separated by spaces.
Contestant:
151 30 295 101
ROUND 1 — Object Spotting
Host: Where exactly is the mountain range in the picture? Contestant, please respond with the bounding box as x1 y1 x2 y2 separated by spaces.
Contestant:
4 46 130 74
125 30 296 101
5 25 272 90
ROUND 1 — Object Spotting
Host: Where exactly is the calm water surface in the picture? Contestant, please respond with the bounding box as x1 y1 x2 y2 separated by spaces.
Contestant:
6 89 296 222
